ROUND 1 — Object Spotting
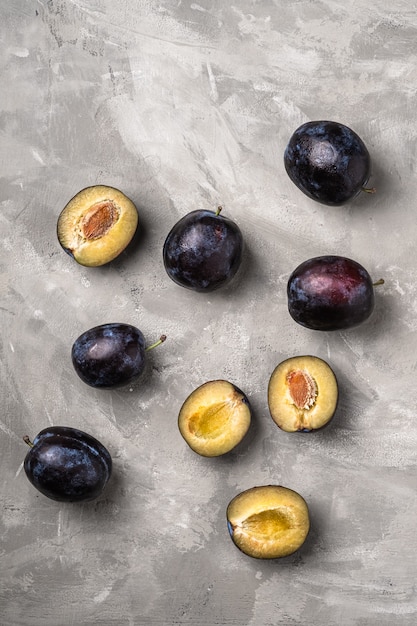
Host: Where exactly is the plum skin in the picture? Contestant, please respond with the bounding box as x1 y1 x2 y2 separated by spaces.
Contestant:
288 256 375 331
24 426 112 502
284 120 371 206
163 209 243 292
71 323 146 389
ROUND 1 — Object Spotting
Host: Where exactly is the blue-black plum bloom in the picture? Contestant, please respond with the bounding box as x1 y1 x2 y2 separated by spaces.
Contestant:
71 323 146 388
163 209 243 292
23 426 112 502
284 121 372 206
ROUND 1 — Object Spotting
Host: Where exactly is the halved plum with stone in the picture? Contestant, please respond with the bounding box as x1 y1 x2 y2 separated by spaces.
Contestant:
23 426 112 502
284 120 373 206
57 185 138 266
178 380 251 457
287 255 382 331
268 355 338 432
71 323 165 389
227 485 310 559
163 208 243 292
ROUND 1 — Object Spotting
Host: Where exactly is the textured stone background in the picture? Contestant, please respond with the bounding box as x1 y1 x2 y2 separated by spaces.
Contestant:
2 1 417 625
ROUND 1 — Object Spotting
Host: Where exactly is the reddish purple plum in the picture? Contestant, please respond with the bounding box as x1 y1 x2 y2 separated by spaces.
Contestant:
287 256 381 331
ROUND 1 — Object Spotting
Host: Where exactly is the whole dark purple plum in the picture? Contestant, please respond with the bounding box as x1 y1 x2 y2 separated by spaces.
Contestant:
23 426 112 502
284 121 372 206
287 256 382 331
163 208 243 292
71 323 165 389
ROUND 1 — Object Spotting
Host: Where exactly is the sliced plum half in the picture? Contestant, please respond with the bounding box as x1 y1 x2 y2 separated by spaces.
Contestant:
268 355 338 432
227 485 310 559
178 380 251 457
57 185 138 266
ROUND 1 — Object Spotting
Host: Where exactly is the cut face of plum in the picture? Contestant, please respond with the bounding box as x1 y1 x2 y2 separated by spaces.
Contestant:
57 185 138 266
178 380 251 457
268 355 338 432
287 255 377 331
284 120 372 206
163 209 243 292
227 485 310 559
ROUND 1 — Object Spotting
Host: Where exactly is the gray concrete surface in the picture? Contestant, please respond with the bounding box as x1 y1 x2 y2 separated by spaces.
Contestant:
2 1 417 625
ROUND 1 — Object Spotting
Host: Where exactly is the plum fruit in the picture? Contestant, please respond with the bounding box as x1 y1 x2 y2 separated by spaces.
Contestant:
178 380 251 457
71 323 166 389
226 485 310 559
23 426 112 502
163 207 243 292
268 355 338 432
57 185 139 266
284 120 373 206
287 255 383 331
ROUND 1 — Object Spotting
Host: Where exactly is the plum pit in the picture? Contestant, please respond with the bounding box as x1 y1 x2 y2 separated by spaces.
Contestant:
286 369 317 410
80 200 120 240
268 355 338 432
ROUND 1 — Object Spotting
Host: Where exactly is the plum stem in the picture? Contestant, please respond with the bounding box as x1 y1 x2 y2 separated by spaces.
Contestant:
373 279 385 287
215 206 222 216
362 186 376 194
145 335 167 352
23 436 34 448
